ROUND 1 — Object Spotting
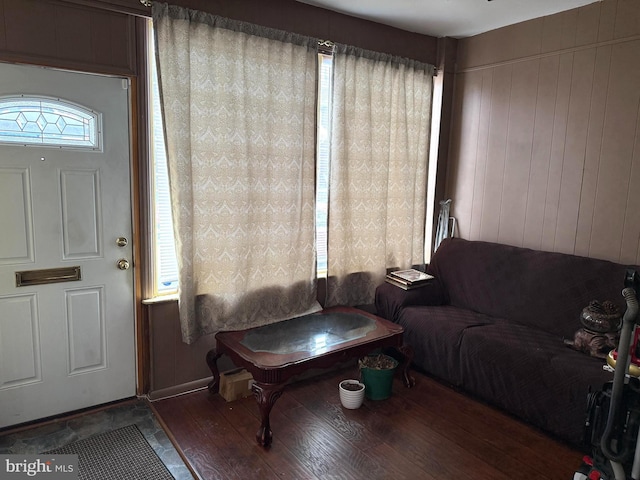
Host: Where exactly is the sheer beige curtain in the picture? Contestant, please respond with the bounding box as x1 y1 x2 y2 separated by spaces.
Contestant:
153 3 319 344
326 46 434 307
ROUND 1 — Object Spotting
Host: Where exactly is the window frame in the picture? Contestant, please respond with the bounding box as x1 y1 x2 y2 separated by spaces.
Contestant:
0 95 102 151
147 23 179 298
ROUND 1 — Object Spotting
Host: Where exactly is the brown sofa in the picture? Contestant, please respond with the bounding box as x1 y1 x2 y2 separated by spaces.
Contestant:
375 237 637 447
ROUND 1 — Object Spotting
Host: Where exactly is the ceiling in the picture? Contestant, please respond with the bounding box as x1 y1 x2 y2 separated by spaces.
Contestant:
294 0 601 38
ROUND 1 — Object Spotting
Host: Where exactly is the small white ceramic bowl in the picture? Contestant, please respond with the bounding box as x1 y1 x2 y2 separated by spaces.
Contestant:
339 379 365 409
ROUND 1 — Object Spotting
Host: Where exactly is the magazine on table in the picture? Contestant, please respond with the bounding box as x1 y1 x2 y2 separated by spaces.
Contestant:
385 268 434 290
388 268 434 284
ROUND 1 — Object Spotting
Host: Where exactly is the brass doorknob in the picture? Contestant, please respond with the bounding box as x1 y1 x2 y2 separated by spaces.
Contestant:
117 259 130 270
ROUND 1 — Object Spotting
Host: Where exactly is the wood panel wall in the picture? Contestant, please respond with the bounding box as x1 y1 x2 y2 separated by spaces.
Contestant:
448 0 640 265
0 0 138 75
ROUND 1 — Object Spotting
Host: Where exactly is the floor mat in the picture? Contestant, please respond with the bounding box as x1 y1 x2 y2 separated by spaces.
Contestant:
45 424 174 480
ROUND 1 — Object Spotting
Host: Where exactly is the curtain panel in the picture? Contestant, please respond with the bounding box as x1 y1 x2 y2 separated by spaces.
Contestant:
153 3 319 344
326 45 434 307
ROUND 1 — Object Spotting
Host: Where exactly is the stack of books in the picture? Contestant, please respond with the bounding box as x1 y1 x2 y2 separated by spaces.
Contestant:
385 268 434 290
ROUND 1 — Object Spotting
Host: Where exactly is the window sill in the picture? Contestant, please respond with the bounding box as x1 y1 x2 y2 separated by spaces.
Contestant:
142 294 178 305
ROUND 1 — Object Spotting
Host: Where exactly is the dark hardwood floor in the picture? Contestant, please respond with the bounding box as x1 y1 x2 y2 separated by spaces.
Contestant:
151 367 585 480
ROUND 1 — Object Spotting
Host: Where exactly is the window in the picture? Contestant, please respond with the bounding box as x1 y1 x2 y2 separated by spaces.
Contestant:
148 26 179 296
148 26 334 295
316 53 333 277
0 96 101 150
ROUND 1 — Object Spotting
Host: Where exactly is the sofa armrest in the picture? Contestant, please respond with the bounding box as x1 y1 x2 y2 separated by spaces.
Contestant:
375 280 446 323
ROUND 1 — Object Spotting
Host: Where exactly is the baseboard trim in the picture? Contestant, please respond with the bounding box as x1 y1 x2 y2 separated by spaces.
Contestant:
147 378 211 401
147 358 359 402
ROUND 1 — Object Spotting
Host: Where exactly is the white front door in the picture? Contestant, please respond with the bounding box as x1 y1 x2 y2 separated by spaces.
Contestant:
0 63 136 428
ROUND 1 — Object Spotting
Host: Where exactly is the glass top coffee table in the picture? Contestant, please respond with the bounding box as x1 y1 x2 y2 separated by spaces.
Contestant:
206 306 414 447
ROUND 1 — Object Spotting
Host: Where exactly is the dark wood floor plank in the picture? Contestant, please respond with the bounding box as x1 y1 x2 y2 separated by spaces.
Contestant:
286 376 384 451
364 377 560 480
288 373 507 480
152 396 233 480
154 393 280 480
313 372 519 480
403 373 582 475
213 394 321 479
152 367 584 480
182 393 282 480
279 400 401 479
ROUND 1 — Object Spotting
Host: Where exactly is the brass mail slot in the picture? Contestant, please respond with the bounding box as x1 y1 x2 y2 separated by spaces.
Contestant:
16 266 82 287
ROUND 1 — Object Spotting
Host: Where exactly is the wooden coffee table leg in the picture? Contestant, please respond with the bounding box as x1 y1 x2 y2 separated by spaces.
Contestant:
205 349 222 394
251 382 285 447
398 344 415 388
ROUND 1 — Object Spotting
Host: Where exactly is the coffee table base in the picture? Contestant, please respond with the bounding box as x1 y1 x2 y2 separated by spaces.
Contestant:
206 345 414 448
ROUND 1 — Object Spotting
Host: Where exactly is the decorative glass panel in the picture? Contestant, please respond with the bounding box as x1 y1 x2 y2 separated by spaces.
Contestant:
0 96 101 150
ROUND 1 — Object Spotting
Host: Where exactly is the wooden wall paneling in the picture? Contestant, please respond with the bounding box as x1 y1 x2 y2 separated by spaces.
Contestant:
456 19 543 71
59 0 150 17
4 0 58 58
90 10 135 72
540 11 564 54
55 5 94 63
560 10 580 50
597 0 618 43
455 29 502 71
450 0 640 265
479 64 512 242
590 41 640 261
541 9 578 54
174 332 216 390
0 1 5 52
147 300 219 395
614 0 640 39
447 71 481 238
554 49 597 255
469 69 493 239
502 19 544 64
149 302 179 392
523 56 559 250
621 104 640 266
540 53 573 252
574 46 612 258
618 40 640 265
0 0 136 76
496 60 538 247
575 2 604 47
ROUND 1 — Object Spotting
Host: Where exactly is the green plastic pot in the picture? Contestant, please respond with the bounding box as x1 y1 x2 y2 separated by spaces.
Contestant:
359 354 398 400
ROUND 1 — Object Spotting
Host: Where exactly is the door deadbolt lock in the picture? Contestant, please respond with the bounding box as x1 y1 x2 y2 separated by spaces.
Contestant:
117 259 130 270
116 237 128 247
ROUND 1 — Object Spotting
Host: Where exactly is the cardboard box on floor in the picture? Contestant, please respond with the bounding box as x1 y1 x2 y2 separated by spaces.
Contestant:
219 368 255 402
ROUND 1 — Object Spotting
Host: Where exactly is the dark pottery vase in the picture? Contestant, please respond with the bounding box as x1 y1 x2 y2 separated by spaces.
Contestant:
580 300 621 333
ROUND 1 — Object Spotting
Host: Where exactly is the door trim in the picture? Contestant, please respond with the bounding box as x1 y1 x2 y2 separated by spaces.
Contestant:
132 17 151 396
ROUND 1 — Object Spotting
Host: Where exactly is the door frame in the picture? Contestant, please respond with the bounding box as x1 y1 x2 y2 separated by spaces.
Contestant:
130 19 151 397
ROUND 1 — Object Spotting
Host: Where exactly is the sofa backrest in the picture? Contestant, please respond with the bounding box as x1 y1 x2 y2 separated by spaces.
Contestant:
428 238 637 339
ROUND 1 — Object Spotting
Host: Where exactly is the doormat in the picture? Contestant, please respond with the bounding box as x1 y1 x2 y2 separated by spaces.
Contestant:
45 424 174 480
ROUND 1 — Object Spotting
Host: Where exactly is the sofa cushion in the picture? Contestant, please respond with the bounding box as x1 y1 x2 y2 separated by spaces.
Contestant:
396 305 508 386
375 280 446 324
428 238 633 339
457 323 612 445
